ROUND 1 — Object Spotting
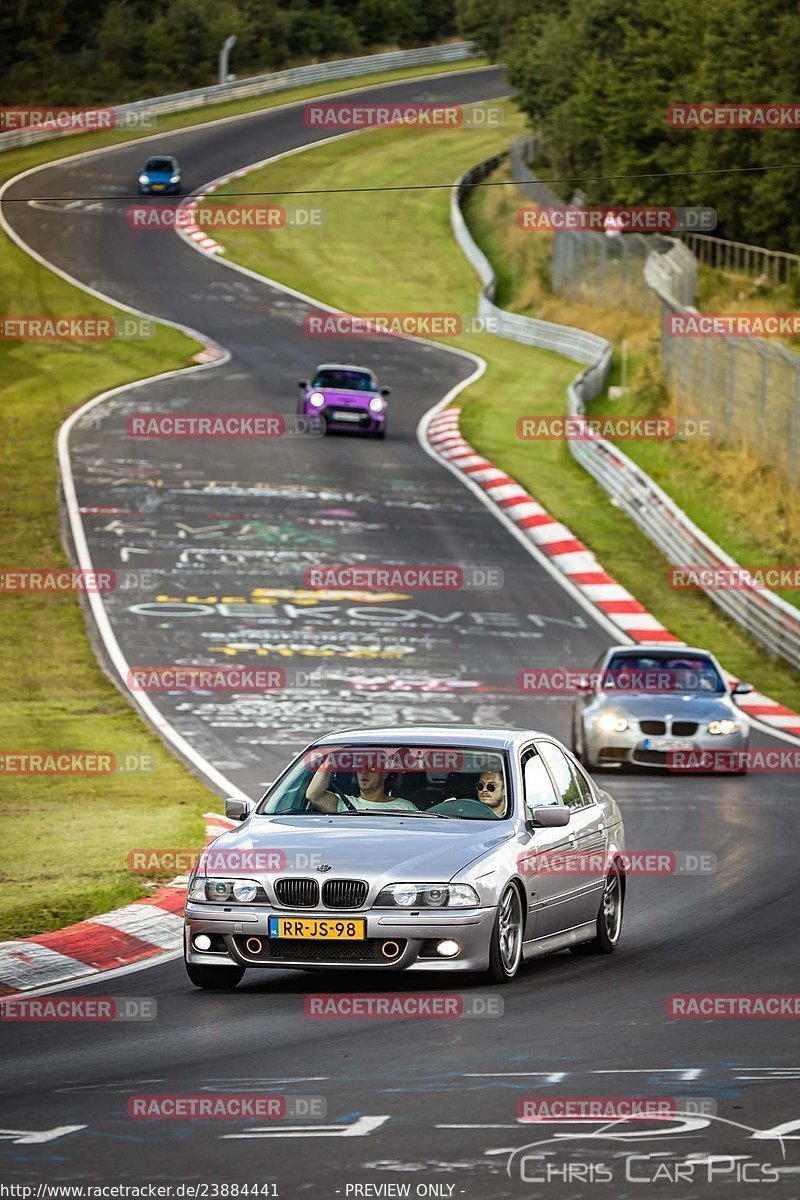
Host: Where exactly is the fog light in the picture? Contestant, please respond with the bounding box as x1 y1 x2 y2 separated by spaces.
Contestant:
436 939 460 958
193 934 212 952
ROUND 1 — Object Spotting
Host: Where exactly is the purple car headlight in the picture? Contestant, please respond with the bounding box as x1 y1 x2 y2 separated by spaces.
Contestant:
369 396 386 414
309 392 326 408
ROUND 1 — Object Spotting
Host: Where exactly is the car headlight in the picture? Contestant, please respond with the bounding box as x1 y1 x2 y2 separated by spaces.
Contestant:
188 877 265 903
309 392 326 408
597 713 629 733
376 883 480 908
169 174 180 183
369 396 386 413
707 719 739 735
138 174 149 185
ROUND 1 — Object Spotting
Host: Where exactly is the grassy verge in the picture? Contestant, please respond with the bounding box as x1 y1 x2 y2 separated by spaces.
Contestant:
466 157 800 609
201 101 800 713
0 56 488 941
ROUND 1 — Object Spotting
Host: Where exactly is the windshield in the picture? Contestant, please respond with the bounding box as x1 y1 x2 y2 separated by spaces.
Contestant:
257 745 511 820
145 158 175 173
602 653 725 694
312 369 374 391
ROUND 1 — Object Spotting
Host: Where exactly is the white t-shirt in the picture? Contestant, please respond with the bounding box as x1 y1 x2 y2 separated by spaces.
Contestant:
337 795 417 813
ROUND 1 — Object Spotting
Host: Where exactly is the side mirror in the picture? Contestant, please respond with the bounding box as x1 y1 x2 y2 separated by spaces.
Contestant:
575 673 593 692
225 798 251 821
380 386 391 397
528 805 571 828
298 379 308 389
731 681 754 696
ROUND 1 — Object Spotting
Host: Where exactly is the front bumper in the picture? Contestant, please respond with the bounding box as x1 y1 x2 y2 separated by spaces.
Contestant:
308 406 385 434
584 723 748 770
184 902 495 972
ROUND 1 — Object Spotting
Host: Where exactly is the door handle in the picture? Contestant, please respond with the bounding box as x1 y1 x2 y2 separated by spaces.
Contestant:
568 832 577 846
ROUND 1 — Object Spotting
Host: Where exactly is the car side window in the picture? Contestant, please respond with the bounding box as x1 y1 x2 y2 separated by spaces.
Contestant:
521 749 560 812
537 742 590 809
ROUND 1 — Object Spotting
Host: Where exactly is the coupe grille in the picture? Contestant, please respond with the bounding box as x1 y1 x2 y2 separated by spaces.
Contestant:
639 720 667 735
671 721 698 736
322 879 368 909
274 878 318 908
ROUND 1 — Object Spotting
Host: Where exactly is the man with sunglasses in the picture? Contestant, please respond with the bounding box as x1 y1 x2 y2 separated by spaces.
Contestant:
474 770 507 817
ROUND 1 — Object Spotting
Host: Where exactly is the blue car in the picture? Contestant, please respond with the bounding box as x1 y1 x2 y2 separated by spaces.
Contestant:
138 155 182 195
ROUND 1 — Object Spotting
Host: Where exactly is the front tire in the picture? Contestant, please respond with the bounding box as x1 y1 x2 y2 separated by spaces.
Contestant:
570 860 624 955
486 884 524 982
185 959 245 990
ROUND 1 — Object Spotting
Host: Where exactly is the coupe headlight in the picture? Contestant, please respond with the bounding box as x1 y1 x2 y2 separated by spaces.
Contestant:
376 883 480 909
188 877 265 903
309 392 326 408
138 174 149 185
707 719 739 735
597 713 629 733
369 396 386 413
169 174 180 183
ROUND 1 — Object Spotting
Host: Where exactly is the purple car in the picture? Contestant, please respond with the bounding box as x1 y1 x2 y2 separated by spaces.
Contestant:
298 363 391 438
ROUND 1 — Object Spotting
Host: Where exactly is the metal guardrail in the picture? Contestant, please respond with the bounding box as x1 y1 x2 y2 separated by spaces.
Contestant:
453 153 800 670
681 233 800 285
0 42 478 153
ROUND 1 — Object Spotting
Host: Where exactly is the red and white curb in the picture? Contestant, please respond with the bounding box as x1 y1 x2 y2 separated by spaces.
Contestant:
426 406 800 739
181 166 260 256
0 813 237 997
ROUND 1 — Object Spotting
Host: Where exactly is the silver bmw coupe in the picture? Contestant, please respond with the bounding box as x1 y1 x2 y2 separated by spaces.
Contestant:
184 726 626 989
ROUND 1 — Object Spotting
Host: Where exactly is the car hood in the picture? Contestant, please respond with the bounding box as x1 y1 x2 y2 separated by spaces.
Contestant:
203 815 511 883
593 691 737 721
311 388 377 406
143 170 175 180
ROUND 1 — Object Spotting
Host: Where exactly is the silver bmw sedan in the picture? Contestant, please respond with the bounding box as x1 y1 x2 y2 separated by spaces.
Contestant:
184 726 626 989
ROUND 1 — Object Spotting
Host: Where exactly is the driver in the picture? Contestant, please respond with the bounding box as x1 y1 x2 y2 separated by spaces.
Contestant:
306 754 416 813
474 770 507 817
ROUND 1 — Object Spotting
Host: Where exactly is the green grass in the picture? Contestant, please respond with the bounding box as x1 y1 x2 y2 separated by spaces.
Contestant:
202 99 800 713
0 57 487 941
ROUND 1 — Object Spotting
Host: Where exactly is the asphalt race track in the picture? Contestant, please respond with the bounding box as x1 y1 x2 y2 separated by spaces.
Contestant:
2 67 800 1197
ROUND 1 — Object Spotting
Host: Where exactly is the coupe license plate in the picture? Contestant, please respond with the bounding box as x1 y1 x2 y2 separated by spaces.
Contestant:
643 738 694 751
332 411 361 422
268 916 365 940
152 184 165 190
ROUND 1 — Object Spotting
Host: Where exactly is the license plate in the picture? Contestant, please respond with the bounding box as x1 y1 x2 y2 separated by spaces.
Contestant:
332 412 361 422
268 916 365 940
643 738 694 751
152 184 164 190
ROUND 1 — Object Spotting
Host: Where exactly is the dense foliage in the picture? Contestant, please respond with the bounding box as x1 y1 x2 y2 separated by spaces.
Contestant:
0 0 456 104
460 0 800 250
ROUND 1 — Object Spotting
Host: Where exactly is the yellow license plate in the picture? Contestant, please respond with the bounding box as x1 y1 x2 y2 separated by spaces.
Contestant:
269 916 365 940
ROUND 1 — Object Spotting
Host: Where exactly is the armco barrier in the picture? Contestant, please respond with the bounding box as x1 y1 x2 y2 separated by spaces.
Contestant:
0 42 477 153
453 155 800 670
